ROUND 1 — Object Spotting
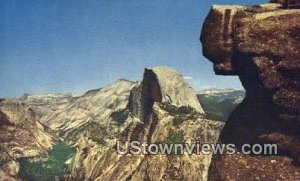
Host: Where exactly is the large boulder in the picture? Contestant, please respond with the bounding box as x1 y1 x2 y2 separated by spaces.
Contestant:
201 2 300 180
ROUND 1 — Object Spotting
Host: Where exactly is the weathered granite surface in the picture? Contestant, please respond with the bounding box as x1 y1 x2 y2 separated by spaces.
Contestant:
201 2 300 180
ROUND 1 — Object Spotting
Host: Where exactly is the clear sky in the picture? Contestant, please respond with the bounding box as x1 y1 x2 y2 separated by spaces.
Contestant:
0 0 266 97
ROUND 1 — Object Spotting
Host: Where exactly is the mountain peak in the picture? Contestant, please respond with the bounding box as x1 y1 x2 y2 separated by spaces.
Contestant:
143 66 205 114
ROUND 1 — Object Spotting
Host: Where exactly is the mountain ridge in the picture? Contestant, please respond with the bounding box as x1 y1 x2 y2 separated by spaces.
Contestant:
0 66 243 180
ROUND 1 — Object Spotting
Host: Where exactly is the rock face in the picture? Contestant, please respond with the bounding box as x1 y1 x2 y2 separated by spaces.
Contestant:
0 99 54 180
68 66 223 181
201 2 300 180
142 67 205 114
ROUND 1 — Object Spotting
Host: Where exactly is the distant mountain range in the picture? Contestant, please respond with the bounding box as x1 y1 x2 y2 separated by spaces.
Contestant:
20 88 245 123
197 89 245 121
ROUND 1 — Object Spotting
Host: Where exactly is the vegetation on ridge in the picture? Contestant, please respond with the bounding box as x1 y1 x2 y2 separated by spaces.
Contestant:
111 109 129 124
161 102 199 125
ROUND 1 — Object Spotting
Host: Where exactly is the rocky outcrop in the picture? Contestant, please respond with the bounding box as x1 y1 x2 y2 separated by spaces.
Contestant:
201 2 300 180
0 99 54 180
68 66 223 181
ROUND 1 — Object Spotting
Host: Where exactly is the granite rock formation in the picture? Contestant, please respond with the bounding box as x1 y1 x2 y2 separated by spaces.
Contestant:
67 66 223 181
201 2 300 180
142 67 205 114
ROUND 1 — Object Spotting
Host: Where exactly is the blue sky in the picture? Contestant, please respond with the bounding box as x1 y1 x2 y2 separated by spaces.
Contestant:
0 0 265 97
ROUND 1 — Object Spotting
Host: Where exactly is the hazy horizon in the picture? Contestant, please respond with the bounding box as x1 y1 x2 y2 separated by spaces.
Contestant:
9 76 246 99
0 0 265 98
